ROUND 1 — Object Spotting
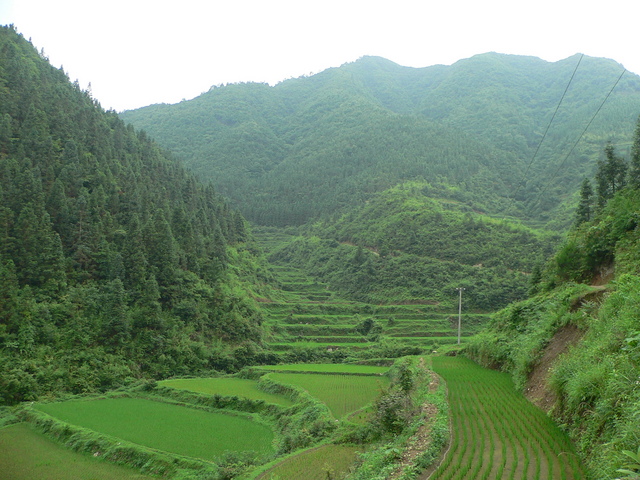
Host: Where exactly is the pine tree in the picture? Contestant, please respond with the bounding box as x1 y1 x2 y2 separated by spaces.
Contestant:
143 210 179 303
528 262 543 296
14 203 66 293
595 142 627 208
100 278 130 347
0 113 12 154
630 116 640 189
122 214 149 302
0 259 19 330
575 178 594 226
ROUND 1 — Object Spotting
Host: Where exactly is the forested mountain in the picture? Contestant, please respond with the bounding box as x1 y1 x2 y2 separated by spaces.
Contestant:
120 53 640 228
0 25 269 404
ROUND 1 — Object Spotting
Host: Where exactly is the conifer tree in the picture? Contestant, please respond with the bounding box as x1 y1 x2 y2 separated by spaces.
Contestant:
122 214 149 301
143 210 179 302
528 262 543 296
629 116 640 189
100 278 130 347
575 178 594 226
14 203 66 292
0 259 19 330
595 142 627 208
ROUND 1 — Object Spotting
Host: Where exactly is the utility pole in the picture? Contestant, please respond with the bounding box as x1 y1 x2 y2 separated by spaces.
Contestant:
456 287 465 345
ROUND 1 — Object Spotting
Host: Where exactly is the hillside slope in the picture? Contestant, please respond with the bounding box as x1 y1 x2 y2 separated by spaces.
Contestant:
121 53 640 228
0 25 268 404
466 173 640 478
268 181 559 310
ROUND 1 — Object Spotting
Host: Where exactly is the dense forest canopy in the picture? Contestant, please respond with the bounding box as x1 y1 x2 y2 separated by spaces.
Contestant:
0 25 269 404
121 53 640 229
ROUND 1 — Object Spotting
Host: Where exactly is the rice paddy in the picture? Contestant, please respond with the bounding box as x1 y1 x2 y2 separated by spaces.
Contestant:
254 363 389 375
158 377 294 406
268 372 389 418
35 397 275 461
430 356 586 480
257 444 361 480
0 423 154 480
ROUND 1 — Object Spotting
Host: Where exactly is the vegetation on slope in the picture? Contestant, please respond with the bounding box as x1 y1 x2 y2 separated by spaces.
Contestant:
0 25 271 405
121 53 640 228
466 124 640 479
268 181 559 310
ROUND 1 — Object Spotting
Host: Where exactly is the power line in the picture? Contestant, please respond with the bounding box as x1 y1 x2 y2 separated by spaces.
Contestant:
527 67 627 214
508 54 584 208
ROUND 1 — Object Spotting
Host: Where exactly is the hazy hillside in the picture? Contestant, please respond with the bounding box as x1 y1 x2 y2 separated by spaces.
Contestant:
121 53 640 228
0 25 268 404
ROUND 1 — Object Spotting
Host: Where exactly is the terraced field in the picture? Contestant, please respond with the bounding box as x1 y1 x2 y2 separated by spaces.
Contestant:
158 377 294 406
268 371 389 418
430 356 586 480
256 444 361 480
0 423 154 480
262 266 481 350
257 230 484 350
253 363 389 374
35 397 275 461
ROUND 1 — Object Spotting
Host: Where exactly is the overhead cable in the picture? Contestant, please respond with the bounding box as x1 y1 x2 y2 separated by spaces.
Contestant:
509 54 584 205
527 67 627 214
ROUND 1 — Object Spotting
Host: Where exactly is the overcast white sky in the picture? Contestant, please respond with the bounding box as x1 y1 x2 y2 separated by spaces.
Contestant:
1 0 638 112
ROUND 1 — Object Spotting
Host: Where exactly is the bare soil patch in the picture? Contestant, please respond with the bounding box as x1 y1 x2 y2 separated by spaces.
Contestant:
525 324 585 411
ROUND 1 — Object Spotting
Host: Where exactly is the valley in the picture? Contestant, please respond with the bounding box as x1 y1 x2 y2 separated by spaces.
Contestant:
0 231 587 480
2 23 640 480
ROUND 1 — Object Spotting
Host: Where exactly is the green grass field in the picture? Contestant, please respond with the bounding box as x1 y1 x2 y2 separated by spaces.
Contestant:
159 377 294 406
254 363 388 375
268 372 389 418
431 356 586 479
257 444 361 479
0 423 154 480
35 397 274 461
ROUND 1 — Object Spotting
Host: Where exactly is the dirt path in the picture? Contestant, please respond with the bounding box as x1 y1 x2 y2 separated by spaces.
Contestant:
388 367 441 480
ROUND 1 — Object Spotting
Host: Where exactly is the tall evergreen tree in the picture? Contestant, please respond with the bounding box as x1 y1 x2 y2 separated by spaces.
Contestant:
629 115 640 189
595 142 627 208
143 209 179 303
575 178 594 226
14 203 66 293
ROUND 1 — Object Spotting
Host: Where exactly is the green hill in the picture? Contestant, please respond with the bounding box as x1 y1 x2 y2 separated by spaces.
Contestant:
120 53 640 228
0 25 268 404
266 181 559 310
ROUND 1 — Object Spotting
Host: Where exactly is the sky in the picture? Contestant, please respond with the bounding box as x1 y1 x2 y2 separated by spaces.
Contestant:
1 0 639 112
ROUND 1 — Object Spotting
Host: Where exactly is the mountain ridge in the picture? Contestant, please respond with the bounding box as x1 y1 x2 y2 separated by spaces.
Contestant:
121 52 640 228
